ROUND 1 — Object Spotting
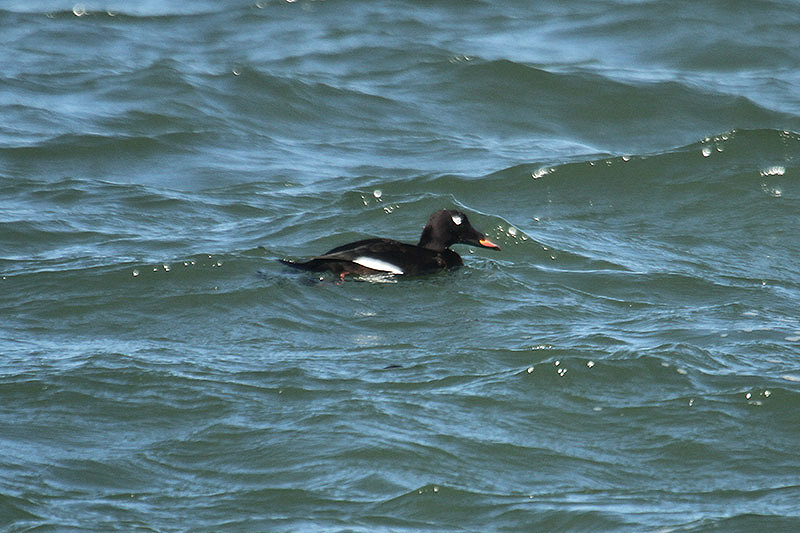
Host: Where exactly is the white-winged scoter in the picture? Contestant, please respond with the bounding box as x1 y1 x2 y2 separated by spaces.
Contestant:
280 209 501 278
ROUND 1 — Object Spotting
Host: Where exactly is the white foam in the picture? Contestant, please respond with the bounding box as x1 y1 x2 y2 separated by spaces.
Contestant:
353 256 404 275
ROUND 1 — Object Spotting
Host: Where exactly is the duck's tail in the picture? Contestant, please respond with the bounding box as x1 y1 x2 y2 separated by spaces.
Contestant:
279 258 306 270
278 258 326 272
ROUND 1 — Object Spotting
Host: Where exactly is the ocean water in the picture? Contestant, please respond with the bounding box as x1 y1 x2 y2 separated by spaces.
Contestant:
2 1 800 531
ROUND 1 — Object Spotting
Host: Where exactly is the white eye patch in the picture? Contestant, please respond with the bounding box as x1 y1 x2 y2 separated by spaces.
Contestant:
353 257 404 275
451 214 463 226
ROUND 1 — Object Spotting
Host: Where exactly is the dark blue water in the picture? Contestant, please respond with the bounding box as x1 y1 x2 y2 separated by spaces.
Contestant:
2 1 800 531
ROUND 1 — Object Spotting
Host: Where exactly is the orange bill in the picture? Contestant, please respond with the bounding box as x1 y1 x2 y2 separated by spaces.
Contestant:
479 237 501 250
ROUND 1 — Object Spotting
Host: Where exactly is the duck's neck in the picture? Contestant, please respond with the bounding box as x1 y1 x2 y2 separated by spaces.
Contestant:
418 226 447 251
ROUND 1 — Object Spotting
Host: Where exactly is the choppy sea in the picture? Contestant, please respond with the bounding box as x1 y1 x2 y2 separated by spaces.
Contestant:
2 1 800 531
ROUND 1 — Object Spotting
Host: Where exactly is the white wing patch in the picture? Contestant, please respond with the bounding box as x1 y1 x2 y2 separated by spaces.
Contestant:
451 214 463 225
353 256 404 275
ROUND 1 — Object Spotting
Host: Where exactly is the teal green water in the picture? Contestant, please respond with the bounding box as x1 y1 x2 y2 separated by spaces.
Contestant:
2 2 800 531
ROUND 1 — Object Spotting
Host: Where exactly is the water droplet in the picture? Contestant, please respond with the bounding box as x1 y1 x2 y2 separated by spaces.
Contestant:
448 55 474 63
373 189 382 199
586 361 595 368
526 366 534 374
132 269 139 277
73 4 87 16
760 165 786 177
532 167 551 179
701 146 712 157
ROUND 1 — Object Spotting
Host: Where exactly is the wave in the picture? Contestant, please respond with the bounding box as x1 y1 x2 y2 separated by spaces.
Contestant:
440 58 800 154
0 4 225 18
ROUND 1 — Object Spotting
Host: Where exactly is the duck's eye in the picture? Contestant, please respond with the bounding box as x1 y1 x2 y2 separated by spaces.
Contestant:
451 214 463 226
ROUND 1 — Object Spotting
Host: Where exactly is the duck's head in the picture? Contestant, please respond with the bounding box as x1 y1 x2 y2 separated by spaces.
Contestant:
418 209 501 252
